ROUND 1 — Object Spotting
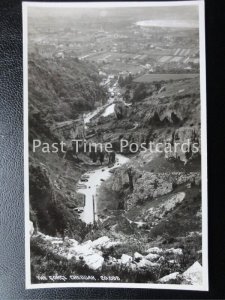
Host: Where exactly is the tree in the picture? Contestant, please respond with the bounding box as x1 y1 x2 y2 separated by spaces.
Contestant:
110 151 116 165
133 83 146 102
98 152 105 165
127 167 134 191
118 75 124 87
126 73 133 84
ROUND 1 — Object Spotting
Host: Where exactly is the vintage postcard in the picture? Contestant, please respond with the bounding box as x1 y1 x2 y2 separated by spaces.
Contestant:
23 1 208 290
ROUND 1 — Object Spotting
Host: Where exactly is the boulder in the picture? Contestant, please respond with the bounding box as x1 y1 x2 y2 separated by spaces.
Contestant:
121 254 132 265
105 241 122 249
83 253 104 271
92 236 110 249
134 252 143 260
68 239 79 247
161 192 185 212
158 272 180 284
146 247 163 255
182 261 202 285
136 258 158 270
165 248 183 256
145 253 160 262
92 236 121 250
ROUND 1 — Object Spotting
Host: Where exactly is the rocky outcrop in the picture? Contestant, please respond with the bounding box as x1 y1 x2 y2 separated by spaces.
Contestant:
165 248 183 256
81 253 104 271
134 252 143 260
158 272 180 284
120 254 132 265
130 173 173 205
182 261 203 285
145 253 160 262
144 192 185 225
110 165 200 210
142 96 199 124
164 126 201 164
146 247 163 255
92 236 121 250
158 261 203 285
37 234 122 271
32 231 202 286
51 119 85 143
114 101 128 119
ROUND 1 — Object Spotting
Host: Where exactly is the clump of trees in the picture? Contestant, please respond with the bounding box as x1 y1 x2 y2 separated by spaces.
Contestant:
118 74 133 88
133 83 148 102
29 52 107 122
89 148 115 166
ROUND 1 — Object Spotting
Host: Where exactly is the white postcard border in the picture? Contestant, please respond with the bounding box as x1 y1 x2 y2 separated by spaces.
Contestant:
23 0 208 291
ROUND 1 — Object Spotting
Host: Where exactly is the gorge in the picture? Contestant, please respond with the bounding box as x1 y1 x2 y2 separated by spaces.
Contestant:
29 55 202 285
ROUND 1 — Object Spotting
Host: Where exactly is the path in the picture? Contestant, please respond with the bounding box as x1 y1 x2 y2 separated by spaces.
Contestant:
77 154 130 224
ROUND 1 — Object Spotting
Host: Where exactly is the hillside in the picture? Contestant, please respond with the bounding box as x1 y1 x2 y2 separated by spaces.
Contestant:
90 77 201 165
29 52 107 122
29 54 107 240
91 76 202 280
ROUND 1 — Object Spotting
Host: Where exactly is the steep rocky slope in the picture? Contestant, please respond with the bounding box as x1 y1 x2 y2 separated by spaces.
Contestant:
29 54 107 239
89 77 201 165
91 76 202 280
30 232 202 285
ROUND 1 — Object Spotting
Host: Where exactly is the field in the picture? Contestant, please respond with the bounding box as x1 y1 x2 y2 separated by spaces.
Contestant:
81 52 136 63
133 73 199 83
102 62 144 74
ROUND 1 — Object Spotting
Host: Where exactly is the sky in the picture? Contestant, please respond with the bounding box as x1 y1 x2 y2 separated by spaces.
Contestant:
28 4 199 25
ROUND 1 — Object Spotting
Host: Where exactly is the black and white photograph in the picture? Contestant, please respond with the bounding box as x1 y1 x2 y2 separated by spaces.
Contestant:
23 1 208 290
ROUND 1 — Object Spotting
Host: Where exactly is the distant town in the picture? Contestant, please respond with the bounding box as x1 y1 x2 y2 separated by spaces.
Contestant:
28 10 199 78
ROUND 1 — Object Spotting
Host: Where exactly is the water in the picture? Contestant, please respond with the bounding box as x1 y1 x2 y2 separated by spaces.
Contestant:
136 19 198 28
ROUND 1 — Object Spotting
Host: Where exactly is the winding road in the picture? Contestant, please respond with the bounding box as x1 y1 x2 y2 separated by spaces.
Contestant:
77 75 130 224
77 154 129 224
